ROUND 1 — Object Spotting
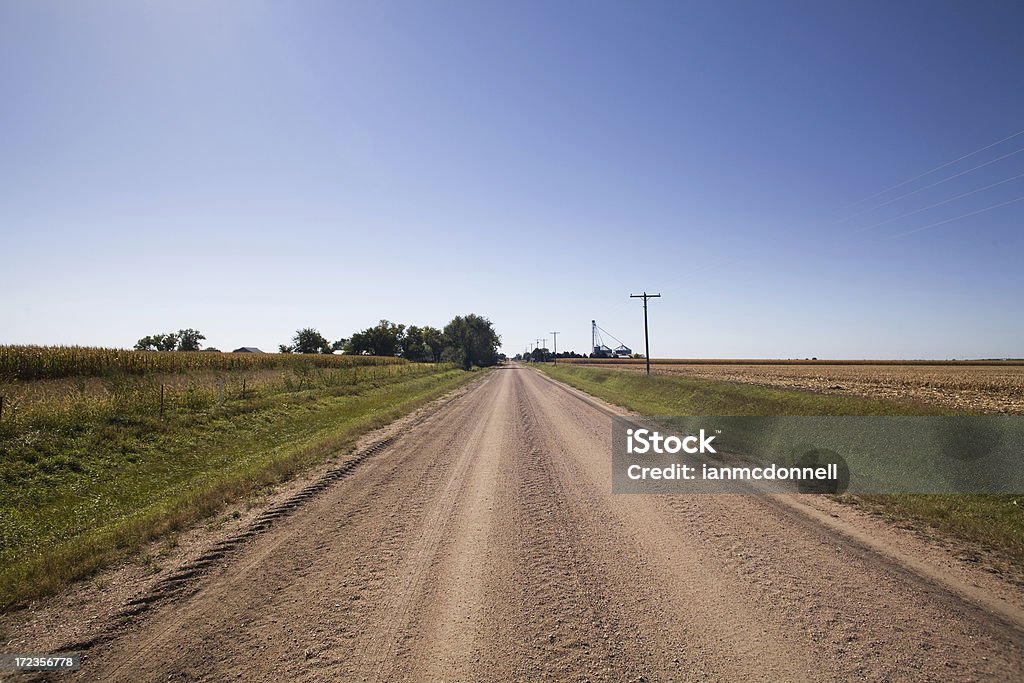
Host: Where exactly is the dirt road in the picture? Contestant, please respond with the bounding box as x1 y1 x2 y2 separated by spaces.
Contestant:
39 365 1024 681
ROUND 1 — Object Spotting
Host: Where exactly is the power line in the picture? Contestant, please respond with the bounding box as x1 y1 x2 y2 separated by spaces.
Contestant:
894 193 1024 237
839 144 1024 222
834 126 1024 215
853 170 1024 234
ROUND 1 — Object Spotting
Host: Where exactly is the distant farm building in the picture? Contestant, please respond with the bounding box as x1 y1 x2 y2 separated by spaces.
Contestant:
232 347 264 353
591 321 634 359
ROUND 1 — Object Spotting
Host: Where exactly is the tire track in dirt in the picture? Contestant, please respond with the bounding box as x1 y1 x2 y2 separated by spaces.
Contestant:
337 365 511 681
471 370 644 680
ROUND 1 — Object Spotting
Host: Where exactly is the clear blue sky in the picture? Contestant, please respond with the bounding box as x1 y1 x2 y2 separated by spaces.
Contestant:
2 0 1022 359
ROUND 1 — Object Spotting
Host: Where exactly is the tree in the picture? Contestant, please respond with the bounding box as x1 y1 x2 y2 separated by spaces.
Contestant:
177 328 206 351
135 330 199 351
345 331 370 355
401 325 444 362
135 335 159 351
288 328 333 354
530 347 551 362
422 326 445 364
442 314 501 369
402 325 428 362
344 320 405 357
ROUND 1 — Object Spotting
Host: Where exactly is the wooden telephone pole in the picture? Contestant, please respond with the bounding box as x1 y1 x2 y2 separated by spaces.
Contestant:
630 292 661 375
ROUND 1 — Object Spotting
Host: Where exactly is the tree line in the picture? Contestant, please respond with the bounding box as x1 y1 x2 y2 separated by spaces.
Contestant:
135 314 502 369
514 348 587 362
134 329 207 352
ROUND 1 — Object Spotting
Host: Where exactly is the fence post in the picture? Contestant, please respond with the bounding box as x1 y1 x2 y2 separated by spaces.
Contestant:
242 378 246 399
0 395 4 422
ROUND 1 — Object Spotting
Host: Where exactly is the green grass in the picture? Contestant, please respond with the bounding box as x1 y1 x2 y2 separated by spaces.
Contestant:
539 364 1024 567
0 365 481 608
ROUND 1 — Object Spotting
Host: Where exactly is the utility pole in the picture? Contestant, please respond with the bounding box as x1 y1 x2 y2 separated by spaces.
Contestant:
550 331 559 364
630 291 661 375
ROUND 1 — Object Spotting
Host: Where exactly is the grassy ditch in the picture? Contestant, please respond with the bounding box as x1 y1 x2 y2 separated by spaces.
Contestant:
538 364 1024 568
0 363 480 608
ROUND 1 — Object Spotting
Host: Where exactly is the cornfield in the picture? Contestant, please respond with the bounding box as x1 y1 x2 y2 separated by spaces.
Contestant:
0 346 406 382
0 360 451 433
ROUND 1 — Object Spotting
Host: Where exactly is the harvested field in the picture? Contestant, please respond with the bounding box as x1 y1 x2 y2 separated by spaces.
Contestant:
562 360 1024 414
